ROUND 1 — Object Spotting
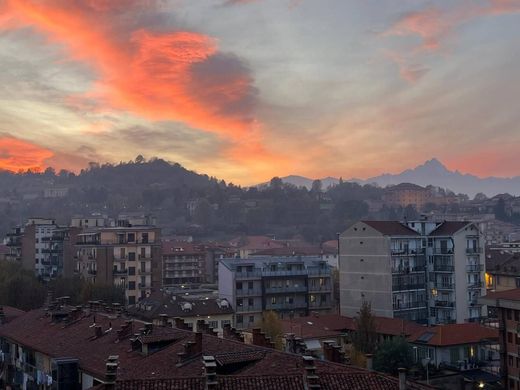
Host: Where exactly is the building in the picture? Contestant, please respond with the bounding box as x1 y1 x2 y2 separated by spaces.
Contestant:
128 292 234 335
43 187 69 198
382 183 433 209
339 220 486 325
227 235 285 258
479 288 520 389
70 214 110 229
250 245 339 268
162 241 206 287
0 244 8 261
408 323 499 373
485 247 520 291
0 304 430 390
219 257 334 329
75 225 161 305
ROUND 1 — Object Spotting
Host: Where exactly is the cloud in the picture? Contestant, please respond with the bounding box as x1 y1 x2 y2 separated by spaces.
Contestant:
0 135 53 172
0 0 291 181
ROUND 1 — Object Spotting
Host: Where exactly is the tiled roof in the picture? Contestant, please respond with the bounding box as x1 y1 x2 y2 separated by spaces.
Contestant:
228 236 285 251
127 293 234 320
408 323 498 347
428 221 471 236
385 183 426 191
1 306 26 323
361 221 420 236
281 314 423 340
481 288 520 302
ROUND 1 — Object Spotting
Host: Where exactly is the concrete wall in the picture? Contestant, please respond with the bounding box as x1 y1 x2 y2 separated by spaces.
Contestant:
339 222 393 317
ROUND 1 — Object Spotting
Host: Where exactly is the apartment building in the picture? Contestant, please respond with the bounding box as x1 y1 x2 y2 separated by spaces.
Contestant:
75 225 161 305
339 220 486 325
382 183 433 209
4 218 78 280
479 289 520 389
162 241 206 287
219 257 333 329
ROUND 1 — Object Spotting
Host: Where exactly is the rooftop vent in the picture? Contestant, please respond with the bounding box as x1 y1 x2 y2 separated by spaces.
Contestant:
181 302 193 312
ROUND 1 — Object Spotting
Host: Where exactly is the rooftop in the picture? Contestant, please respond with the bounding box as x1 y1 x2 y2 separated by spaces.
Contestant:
428 221 472 236
408 323 498 347
360 221 420 236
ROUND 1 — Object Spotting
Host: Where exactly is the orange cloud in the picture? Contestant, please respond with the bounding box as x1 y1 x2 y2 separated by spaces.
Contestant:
0 136 53 172
0 0 288 181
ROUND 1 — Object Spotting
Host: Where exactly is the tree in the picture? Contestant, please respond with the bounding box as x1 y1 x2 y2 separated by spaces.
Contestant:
256 311 283 349
373 337 413 375
351 301 377 355
311 179 323 193
494 197 508 221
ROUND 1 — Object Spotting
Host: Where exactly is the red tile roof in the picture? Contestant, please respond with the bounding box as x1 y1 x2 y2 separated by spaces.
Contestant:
162 240 205 255
408 323 498 347
228 236 285 251
3 309 430 390
361 221 420 236
0 306 26 323
281 314 424 340
428 221 471 236
481 288 520 302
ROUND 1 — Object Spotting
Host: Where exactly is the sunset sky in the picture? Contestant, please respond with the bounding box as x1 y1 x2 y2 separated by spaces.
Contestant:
0 0 519 184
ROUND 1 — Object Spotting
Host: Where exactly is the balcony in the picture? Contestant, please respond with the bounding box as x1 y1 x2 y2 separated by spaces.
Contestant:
466 264 484 272
87 269 97 276
236 289 263 297
393 301 427 310
434 283 455 290
265 285 308 294
262 270 308 277
469 298 483 306
433 264 455 272
392 265 426 274
468 281 483 289
392 283 425 291
138 270 152 275
391 248 425 256
235 270 262 280
113 269 128 275
433 248 454 255
308 285 332 292
236 304 263 313
265 302 307 311
138 283 149 289
307 268 332 277
433 300 455 308
466 247 483 254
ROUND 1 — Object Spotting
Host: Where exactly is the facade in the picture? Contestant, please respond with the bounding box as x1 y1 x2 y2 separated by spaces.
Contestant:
485 248 520 291
219 257 333 329
339 220 486 325
162 241 206 287
382 183 432 209
75 225 161 305
479 289 520 389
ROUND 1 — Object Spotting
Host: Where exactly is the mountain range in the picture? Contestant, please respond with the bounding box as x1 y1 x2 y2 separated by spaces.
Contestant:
271 158 520 198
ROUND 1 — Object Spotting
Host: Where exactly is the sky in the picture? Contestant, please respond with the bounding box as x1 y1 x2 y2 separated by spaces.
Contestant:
0 0 519 185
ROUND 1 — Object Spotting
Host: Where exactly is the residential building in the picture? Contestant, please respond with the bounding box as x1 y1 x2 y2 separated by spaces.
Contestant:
228 235 285 258
250 245 339 268
382 183 433 209
485 247 520 291
0 304 430 390
4 226 23 263
70 214 110 229
75 225 161 305
219 257 333 329
339 220 486 325
162 241 206 287
479 288 520 389
43 187 69 198
128 292 234 335
408 323 499 373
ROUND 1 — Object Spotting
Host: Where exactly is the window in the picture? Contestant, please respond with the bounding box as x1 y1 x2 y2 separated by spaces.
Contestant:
142 233 149 243
508 332 513 343
236 315 243 323
508 310 513 320
271 297 276 304
237 298 243 306
321 294 327 303
310 295 316 303
221 320 231 327
236 282 243 290
128 267 136 276
516 278 520 288
128 296 135 305
249 315 254 323
128 281 136 290
140 262 146 273
128 252 136 261
209 320 218 329
127 233 135 242
248 281 253 289
515 310 520 322
140 247 146 258
248 298 254 306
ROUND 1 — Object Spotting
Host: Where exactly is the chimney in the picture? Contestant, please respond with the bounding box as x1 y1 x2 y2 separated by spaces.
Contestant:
203 355 218 390
365 354 373 371
178 332 203 363
252 328 275 349
95 325 103 338
116 320 133 342
303 356 320 389
322 341 345 363
398 368 406 390
159 314 169 327
222 324 244 342
174 317 190 330
105 355 119 390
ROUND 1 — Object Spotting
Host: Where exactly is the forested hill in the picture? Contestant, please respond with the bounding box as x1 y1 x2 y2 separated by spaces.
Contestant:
0 157 431 241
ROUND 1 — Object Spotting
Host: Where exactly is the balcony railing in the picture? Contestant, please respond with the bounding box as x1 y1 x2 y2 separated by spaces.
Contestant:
391 248 425 256
392 265 426 274
392 283 425 291
433 282 455 290
236 304 263 313
235 271 262 279
265 285 308 294
434 300 455 308
466 247 483 254
393 301 427 310
433 264 455 272
433 248 454 255
236 289 263 297
262 270 308 277
468 281 483 289
113 269 128 275
308 285 332 292
265 302 308 311
466 264 484 272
